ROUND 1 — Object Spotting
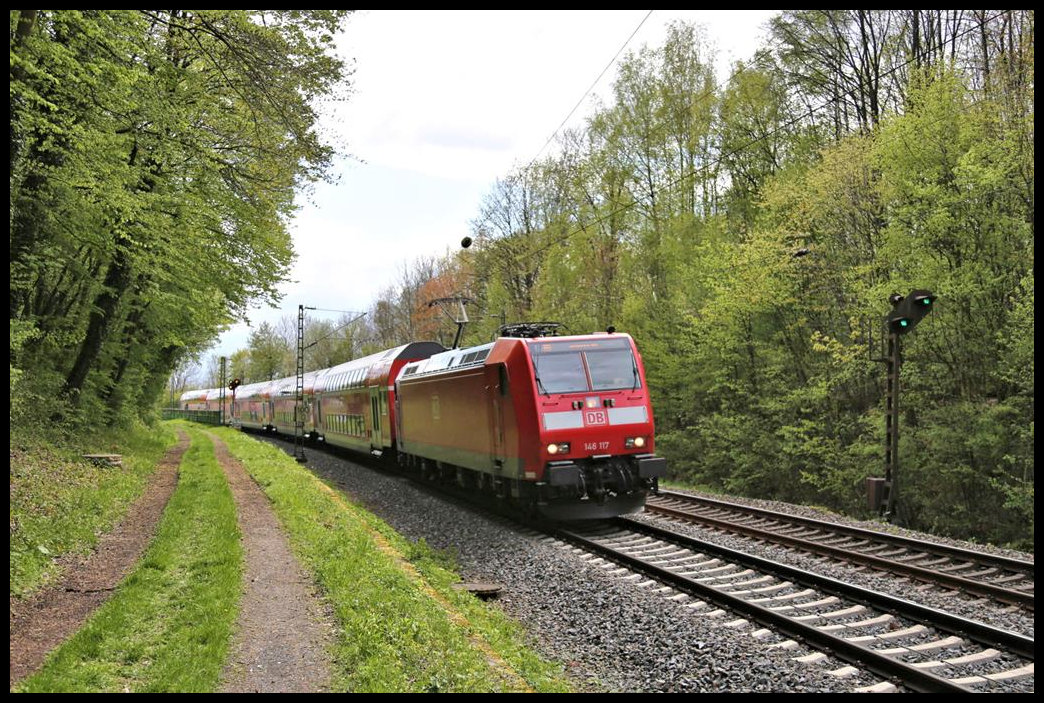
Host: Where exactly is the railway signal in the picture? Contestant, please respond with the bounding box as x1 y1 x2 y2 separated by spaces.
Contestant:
871 289 937 526
883 290 935 335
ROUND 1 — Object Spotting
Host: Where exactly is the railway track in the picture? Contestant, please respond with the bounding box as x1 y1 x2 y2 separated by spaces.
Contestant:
554 518 1034 693
262 434 1034 691
645 489 1035 611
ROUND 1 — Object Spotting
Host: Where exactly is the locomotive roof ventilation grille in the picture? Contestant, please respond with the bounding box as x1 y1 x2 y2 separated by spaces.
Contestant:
459 348 490 365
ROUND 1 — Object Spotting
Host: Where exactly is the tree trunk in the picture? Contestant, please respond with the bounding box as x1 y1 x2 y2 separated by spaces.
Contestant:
63 245 133 399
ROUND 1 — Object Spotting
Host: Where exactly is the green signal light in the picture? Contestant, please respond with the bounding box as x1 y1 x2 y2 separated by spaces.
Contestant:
884 290 935 335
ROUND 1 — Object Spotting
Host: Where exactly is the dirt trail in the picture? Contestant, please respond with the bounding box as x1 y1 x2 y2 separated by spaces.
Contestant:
209 433 335 693
9 430 188 689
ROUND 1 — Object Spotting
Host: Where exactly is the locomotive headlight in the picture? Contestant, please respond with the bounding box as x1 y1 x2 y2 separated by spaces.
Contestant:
625 436 646 448
547 442 570 455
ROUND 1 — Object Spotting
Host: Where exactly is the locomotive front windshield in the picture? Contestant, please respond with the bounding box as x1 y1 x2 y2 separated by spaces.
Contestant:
529 338 641 394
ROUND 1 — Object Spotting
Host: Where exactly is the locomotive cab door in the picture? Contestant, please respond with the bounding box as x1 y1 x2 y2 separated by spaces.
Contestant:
487 364 507 471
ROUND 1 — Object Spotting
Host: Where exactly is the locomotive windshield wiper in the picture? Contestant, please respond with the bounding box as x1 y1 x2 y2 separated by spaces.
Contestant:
631 354 640 391
535 373 550 397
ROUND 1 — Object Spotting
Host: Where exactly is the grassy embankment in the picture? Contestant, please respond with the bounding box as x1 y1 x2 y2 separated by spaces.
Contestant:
9 422 178 598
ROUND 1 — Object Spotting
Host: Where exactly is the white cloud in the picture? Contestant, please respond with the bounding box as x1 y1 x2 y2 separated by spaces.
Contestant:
211 10 778 357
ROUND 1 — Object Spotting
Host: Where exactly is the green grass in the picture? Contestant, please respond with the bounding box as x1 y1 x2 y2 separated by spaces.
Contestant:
213 426 571 693
9 422 177 598
16 428 243 693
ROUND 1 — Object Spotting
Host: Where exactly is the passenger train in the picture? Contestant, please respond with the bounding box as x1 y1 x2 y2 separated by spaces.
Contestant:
182 327 666 519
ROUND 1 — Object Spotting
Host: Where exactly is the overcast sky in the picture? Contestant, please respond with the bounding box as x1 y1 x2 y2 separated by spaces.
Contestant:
209 10 778 359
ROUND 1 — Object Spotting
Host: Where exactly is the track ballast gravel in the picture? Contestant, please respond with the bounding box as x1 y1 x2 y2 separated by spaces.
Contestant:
264 438 1034 692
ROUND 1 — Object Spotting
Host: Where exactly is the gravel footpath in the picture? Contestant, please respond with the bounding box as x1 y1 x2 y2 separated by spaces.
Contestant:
210 434 335 693
265 438 969 693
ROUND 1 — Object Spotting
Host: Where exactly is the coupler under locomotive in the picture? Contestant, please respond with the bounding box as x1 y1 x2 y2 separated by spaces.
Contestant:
539 453 666 520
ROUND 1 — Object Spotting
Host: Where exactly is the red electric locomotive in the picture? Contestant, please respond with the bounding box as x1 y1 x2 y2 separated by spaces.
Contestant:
395 326 666 519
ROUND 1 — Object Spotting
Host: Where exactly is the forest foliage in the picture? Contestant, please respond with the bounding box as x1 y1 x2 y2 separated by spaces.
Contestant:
10 11 1033 547
10 10 352 428
343 11 1032 546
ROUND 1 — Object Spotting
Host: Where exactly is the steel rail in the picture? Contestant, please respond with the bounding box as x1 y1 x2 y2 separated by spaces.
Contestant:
553 518 1034 693
648 490 1034 610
